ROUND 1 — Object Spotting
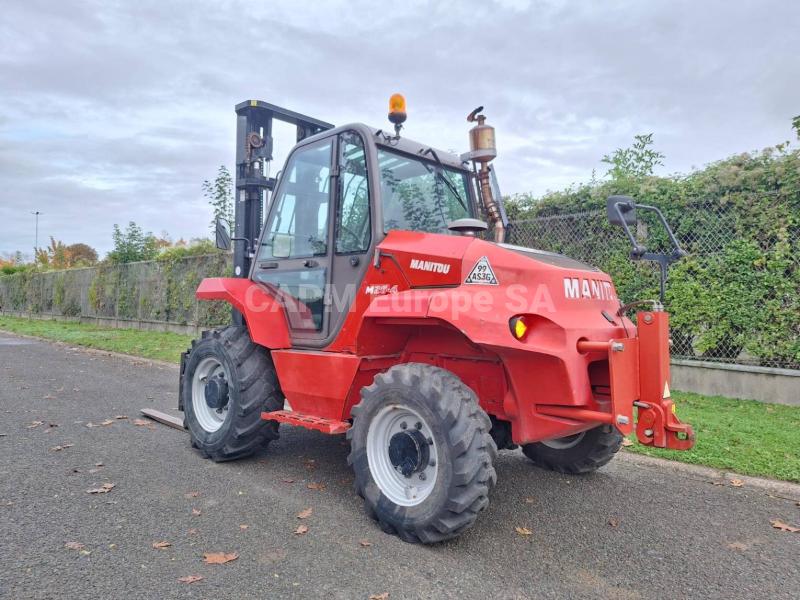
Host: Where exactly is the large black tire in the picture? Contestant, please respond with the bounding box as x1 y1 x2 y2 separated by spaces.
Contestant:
347 363 497 544
521 424 622 474
181 326 282 462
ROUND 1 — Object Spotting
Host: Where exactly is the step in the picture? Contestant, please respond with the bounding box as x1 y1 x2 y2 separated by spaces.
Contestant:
262 409 351 435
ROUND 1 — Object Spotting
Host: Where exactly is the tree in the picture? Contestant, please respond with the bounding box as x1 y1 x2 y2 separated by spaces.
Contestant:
203 165 234 233
33 237 68 269
107 221 159 263
65 243 98 266
601 133 665 180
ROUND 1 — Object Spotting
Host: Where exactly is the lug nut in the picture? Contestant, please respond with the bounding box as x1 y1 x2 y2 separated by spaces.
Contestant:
400 421 407 430
419 472 426 481
427 437 433 445
415 422 422 430
429 460 436 467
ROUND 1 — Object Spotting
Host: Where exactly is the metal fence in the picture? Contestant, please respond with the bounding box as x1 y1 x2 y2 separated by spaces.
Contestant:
0 254 232 330
506 200 799 371
1 203 797 370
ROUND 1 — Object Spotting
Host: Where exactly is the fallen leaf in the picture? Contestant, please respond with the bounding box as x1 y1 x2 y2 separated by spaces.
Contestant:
296 508 313 519
239 524 249 530
114 415 128 420
730 479 744 487
43 394 56 400
359 539 372 547
65 541 85 550
294 524 309 535
770 519 800 533
178 575 204 584
86 482 116 494
306 482 326 491
86 419 114 428
50 444 74 452
152 541 172 549
281 478 295 484
192 508 201 516
95 462 104 467
727 541 748 550
514 526 533 536
132 418 151 426
27 421 44 429
184 491 200 498
621 438 634 447
710 481 725 486
524 497 535 504
608 518 619 528
369 593 389 600
203 551 239 564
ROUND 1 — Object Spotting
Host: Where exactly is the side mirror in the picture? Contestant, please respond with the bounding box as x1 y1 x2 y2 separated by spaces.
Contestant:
607 195 637 227
215 218 231 251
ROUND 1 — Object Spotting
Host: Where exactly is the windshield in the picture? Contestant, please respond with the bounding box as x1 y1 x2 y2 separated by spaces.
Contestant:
377 148 472 234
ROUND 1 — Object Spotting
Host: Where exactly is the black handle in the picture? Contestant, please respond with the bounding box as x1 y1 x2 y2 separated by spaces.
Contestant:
258 261 279 269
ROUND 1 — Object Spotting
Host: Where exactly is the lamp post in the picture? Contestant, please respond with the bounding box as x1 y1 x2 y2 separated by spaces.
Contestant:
31 211 43 250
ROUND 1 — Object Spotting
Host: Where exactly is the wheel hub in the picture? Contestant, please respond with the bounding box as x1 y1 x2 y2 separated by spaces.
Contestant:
204 373 229 410
388 429 430 477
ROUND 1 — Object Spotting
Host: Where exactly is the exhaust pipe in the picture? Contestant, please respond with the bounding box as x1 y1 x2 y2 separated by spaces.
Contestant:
467 107 505 243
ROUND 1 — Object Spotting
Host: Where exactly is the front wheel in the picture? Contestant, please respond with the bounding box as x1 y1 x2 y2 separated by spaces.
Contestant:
522 424 622 474
181 326 282 462
347 363 497 544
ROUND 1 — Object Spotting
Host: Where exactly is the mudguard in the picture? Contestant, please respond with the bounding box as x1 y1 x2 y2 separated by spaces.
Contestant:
195 278 291 349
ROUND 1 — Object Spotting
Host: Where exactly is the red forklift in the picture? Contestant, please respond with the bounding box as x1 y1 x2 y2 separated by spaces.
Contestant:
179 96 694 543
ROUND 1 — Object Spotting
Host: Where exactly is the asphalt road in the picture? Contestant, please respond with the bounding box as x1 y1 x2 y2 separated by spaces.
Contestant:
1 332 799 600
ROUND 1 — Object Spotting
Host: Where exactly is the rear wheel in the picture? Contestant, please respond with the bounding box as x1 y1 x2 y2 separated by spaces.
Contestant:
181 326 282 462
521 425 622 474
347 363 497 544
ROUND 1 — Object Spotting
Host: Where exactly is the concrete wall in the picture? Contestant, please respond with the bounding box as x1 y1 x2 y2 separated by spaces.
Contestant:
671 359 800 406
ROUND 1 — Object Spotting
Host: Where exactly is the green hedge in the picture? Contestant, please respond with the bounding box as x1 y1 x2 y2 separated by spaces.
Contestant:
506 144 800 369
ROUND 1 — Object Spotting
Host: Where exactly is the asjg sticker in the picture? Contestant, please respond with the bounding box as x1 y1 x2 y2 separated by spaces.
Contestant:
464 256 498 285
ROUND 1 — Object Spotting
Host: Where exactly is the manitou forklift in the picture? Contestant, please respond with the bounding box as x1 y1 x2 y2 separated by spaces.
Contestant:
179 96 694 543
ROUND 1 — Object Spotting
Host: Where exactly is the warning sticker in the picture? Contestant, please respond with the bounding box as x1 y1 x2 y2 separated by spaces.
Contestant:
464 256 499 285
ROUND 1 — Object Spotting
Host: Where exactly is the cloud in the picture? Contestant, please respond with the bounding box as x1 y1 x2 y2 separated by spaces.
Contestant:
1 0 798 255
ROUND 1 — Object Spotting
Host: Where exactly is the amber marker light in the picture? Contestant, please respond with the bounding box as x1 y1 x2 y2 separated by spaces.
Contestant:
509 316 529 341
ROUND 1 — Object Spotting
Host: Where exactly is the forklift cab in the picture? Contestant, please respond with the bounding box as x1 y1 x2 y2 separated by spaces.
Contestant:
219 113 479 349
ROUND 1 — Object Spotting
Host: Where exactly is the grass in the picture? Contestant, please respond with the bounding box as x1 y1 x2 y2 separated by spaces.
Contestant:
625 391 800 482
1 315 799 482
0 315 192 363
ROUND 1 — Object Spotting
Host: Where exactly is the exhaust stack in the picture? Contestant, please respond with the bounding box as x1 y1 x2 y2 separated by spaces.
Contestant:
467 107 505 243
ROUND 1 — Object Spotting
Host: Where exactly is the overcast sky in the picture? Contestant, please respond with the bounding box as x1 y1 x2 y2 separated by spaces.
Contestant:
1 0 798 257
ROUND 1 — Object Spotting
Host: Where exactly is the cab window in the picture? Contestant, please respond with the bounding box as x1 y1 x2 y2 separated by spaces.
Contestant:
378 148 472 234
259 139 333 260
335 131 371 253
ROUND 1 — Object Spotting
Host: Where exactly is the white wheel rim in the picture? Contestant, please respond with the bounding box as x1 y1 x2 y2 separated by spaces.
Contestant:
366 404 439 507
191 357 229 432
541 431 585 450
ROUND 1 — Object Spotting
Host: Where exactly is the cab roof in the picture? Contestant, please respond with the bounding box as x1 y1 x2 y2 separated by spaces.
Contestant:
300 123 468 171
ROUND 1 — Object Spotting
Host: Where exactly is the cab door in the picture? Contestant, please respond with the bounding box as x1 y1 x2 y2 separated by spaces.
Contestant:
250 130 374 348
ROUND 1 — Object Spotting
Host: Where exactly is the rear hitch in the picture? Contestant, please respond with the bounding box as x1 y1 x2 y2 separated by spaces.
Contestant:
635 399 694 450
